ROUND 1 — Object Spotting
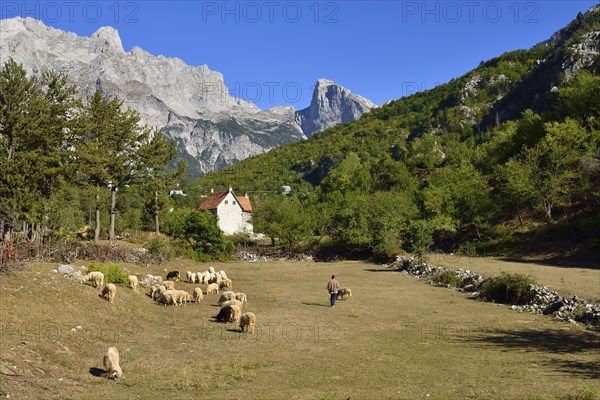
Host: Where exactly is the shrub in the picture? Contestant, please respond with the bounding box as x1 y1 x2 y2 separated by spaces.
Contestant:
145 237 173 261
88 262 129 285
433 270 461 287
479 272 536 304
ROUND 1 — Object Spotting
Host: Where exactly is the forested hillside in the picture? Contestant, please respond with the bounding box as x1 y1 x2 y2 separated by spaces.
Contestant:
188 8 600 259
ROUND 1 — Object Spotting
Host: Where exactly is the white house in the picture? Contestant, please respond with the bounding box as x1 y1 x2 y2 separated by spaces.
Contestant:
197 188 253 235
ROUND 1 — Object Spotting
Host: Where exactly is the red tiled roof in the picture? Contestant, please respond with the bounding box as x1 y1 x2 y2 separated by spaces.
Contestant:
197 190 229 211
237 195 252 212
197 189 253 213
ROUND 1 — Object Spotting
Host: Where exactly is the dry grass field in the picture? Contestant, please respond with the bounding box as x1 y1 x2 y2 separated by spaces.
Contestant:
1 258 598 400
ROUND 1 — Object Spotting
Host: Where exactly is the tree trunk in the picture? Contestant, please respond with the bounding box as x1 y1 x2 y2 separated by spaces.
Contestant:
109 186 117 241
95 189 101 243
154 190 160 235
544 201 553 224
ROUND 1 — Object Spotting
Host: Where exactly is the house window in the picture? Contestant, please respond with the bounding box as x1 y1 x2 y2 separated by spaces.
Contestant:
233 201 237 205
224 200 228 205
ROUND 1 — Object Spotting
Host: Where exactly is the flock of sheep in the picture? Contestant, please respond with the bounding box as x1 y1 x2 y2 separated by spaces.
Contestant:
80 265 256 380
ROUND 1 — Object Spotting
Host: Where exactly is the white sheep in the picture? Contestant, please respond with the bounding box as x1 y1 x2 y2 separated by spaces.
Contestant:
103 346 123 380
163 280 175 290
128 275 138 291
186 271 192 282
175 290 191 305
206 283 219 295
218 270 228 280
193 288 204 302
208 266 215 274
219 278 233 290
229 304 242 322
218 291 236 306
221 299 243 309
81 271 105 288
157 289 178 306
195 272 203 283
101 283 116 304
239 312 256 334
190 272 197 284
151 285 167 300
216 304 242 323
235 292 247 305
337 288 353 300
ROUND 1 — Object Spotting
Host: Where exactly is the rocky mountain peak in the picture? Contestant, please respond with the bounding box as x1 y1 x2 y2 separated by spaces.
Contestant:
296 79 375 137
91 26 124 53
0 18 375 177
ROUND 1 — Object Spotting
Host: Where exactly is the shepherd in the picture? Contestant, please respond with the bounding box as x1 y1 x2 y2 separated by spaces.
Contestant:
327 275 340 308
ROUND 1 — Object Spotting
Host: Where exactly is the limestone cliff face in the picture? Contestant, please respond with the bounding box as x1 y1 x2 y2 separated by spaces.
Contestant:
296 79 375 137
0 17 375 177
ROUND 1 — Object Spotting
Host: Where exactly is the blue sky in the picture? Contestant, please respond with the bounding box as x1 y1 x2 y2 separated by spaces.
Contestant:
2 1 597 109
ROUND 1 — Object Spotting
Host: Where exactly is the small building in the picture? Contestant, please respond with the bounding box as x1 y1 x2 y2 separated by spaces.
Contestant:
197 188 253 235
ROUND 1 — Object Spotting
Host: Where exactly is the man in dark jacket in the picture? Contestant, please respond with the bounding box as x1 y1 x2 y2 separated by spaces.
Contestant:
327 275 340 307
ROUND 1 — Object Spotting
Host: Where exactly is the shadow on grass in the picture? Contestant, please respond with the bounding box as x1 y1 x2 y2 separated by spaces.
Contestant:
302 302 330 308
470 328 598 353
467 328 600 378
89 367 105 377
500 256 600 270
362 268 396 273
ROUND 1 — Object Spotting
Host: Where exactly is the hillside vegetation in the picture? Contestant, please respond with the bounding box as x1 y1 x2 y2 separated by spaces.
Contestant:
188 8 600 260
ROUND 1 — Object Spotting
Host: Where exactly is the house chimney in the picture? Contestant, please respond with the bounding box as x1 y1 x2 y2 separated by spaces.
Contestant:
210 188 214 193
228 187 233 193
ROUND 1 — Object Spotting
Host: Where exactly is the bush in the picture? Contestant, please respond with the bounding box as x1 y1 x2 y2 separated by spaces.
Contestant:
88 262 129 285
479 272 536 305
145 237 173 261
432 270 461 287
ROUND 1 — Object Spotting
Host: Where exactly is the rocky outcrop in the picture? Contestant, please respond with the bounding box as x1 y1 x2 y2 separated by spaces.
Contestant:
0 18 375 177
388 256 600 328
296 79 375 137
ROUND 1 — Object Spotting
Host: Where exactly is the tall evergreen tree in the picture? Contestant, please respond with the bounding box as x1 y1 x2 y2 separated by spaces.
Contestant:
76 90 152 241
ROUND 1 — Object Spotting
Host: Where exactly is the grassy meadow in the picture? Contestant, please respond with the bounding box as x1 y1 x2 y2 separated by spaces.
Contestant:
0 258 598 400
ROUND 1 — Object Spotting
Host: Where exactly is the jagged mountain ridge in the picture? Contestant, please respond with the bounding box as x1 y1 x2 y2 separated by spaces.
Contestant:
0 17 374 177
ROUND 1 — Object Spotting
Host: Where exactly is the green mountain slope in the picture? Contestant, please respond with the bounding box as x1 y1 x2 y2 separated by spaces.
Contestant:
188 7 600 259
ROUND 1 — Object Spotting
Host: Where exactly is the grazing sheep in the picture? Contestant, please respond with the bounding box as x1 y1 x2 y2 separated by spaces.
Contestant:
101 283 116 304
103 347 123 380
201 272 210 284
195 272 203 283
239 312 256 334
221 299 243 309
175 290 191 305
193 288 204 302
151 285 167 300
186 271 192 282
166 270 180 281
229 304 242 322
218 270 228 280
157 289 178 306
216 304 241 323
128 275 138 291
219 278 233 290
337 288 353 300
218 291 236 306
163 280 175 290
208 266 215 274
190 272 197 284
235 293 247 305
206 283 219 295
216 305 234 323
81 271 105 288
